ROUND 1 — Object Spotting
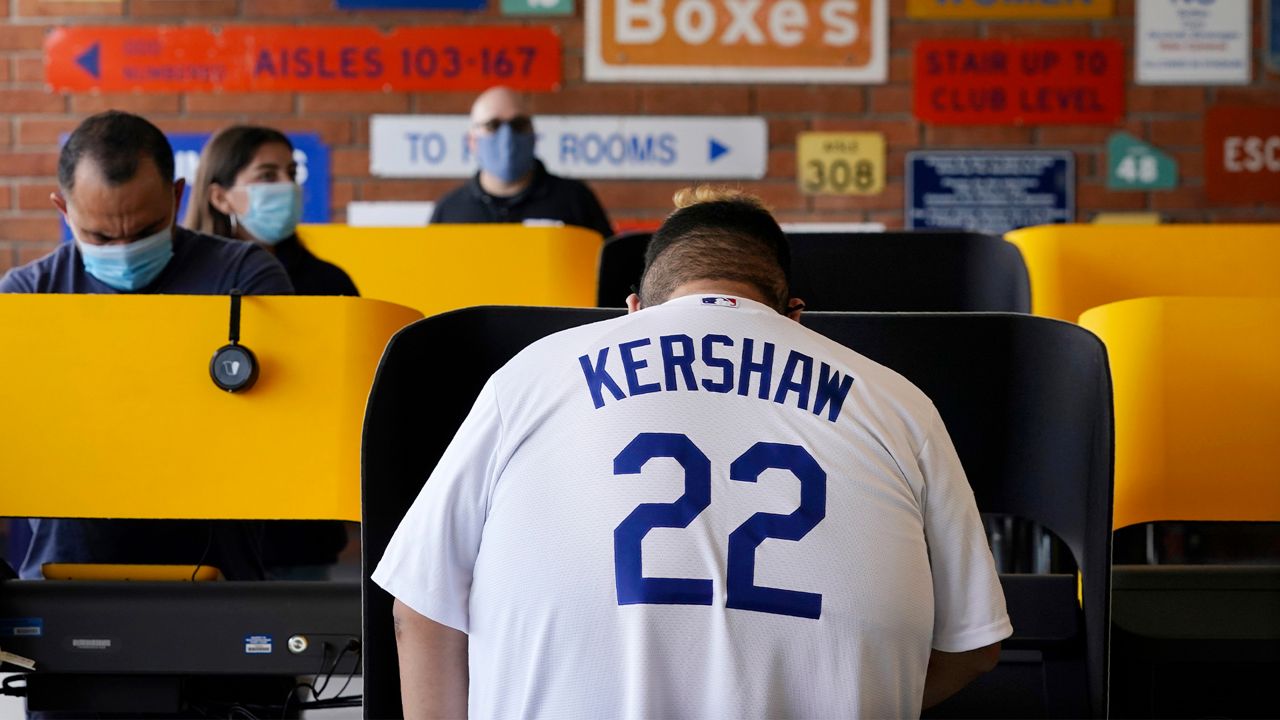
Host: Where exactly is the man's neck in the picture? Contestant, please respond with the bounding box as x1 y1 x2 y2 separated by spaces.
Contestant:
478 170 534 198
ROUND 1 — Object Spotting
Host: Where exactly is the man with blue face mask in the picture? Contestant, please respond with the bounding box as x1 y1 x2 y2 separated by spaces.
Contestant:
429 86 615 240
0 110 294 580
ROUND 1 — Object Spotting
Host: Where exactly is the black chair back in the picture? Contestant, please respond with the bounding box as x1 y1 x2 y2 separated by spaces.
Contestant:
597 231 1031 313
362 308 1111 718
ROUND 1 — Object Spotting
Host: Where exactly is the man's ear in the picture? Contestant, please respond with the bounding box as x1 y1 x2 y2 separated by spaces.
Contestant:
626 293 642 314
786 297 805 323
50 190 68 217
172 178 186 218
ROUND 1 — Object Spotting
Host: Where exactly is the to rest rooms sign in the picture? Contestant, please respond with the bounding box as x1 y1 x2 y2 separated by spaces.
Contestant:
586 0 887 83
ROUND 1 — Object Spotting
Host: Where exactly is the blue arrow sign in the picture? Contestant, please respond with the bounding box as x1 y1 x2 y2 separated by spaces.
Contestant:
75 43 101 80
709 138 729 163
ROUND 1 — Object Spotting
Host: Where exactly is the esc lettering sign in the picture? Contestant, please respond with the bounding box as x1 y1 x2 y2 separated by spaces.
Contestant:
1205 107 1280 205
585 0 887 83
914 39 1124 125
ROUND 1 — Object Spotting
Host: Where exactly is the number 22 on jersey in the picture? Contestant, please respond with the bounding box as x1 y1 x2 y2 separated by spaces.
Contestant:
612 432 827 620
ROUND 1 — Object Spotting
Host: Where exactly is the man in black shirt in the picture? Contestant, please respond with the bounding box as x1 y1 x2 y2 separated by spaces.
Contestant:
429 86 614 240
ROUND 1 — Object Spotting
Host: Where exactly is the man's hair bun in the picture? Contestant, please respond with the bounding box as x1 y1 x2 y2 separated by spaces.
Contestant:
672 185 770 212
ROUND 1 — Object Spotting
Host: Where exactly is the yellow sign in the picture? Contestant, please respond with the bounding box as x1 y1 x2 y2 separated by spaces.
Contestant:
797 132 885 196
908 0 1112 19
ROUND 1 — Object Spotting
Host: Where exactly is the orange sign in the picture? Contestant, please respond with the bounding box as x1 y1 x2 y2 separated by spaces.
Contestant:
1205 106 1280 205
585 0 887 83
45 26 562 92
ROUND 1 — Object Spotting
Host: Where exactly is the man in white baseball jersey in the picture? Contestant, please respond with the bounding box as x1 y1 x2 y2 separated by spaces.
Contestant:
374 187 1012 718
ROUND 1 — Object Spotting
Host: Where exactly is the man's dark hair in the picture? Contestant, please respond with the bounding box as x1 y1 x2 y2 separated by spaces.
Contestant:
639 187 791 313
57 110 175 191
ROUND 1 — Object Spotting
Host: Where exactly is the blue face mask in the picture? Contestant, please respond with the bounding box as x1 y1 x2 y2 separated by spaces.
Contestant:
77 226 175 292
476 123 537 184
236 182 302 246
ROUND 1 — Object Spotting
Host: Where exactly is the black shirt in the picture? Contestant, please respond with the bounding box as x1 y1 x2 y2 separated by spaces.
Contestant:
429 160 615 240
272 235 359 297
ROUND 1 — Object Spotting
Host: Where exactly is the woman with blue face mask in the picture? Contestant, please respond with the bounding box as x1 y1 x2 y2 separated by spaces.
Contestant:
185 125 357 578
186 126 358 298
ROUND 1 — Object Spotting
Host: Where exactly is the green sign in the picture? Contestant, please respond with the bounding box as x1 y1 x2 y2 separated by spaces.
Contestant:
1107 132 1177 191
501 0 572 15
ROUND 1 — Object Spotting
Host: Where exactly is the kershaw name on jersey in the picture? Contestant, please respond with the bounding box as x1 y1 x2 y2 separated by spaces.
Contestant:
578 334 855 421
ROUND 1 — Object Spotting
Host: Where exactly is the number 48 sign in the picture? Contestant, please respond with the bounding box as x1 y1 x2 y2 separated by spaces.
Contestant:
1107 131 1177 191
797 132 885 196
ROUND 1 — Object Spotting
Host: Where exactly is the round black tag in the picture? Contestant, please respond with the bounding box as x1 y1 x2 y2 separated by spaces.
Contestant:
210 343 259 393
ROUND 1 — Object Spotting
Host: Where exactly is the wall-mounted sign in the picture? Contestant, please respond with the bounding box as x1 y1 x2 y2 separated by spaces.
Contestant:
502 0 573 15
348 202 437 226
908 0 1112 19
337 0 486 7
62 133 330 241
1136 0 1250 85
1268 0 1280 73
1107 132 1177 191
584 0 888 83
914 40 1124 125
796 132 884 196
45 26 561 92
370 115 768 179
906 151 1074 235
1205 106 1280 205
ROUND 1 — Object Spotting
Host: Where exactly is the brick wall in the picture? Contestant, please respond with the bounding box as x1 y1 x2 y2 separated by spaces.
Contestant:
2 0 1278 271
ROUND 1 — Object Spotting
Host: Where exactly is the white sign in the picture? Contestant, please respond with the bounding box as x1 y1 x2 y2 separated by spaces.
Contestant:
346 201 436 226
370 115 768 179
1137 0 1251 85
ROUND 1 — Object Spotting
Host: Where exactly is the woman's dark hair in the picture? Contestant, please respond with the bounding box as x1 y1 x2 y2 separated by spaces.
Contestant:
184 126 293 238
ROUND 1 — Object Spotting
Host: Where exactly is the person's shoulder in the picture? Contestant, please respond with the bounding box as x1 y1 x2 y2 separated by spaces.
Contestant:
175 226 256 261
0 243 77 293
174 227 293 294
431 180 481 217
541 170 595 197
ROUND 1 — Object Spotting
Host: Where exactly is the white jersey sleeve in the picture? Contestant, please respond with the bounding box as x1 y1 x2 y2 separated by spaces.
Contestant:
371 378 505 634
919 409 1014 653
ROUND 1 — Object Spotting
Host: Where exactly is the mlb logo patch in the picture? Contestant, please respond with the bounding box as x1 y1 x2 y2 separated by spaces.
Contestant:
702 296 738 308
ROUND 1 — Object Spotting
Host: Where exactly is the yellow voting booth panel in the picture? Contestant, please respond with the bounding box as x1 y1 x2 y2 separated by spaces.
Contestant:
1079 297 1280 530
298 224 603 317
1006 224 1280 322
0 295 422 522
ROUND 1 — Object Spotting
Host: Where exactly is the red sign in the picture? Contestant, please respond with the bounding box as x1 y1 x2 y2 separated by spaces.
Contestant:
914 40 1124 125
1205 106 1280 205
45 26 562 92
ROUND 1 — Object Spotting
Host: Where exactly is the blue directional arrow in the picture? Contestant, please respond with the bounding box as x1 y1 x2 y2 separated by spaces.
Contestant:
708 138 729 163
75 43 101 80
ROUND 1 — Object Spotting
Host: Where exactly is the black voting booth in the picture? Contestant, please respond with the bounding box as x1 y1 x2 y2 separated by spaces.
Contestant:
596 231 1031 312
361 307 1112 719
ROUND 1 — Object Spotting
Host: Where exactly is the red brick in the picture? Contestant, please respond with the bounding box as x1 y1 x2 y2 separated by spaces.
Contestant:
17 0 123 16
886 149 910 178
332 149 370 178
17 241 58 262
1038 122 1142 146
1148 119 1203 147
767 149 797 179
561 54 583 84
1150 185 1206 211
1129 87 1207 114
410 92 480 114
530 86 641 114
129 0 236 17
0 59 9 84
0 216 61 243
0 89 65 113
0 185 11 210
768 118 810 147
985 23 1095 40
558 18 586 52
1169 150 1203 179
641 86 750 115
925 125 1034 147
17 183 58 211
890 23 981 47
71 92 181 115
869 86 912 114
300 92 411 115
0 121 10 147
0 25 49 51
590 181 684 213
741 181 805 211
1211 88 1280 106
812 119 918 146
359 179 464 202
1077 182 1149 211
17 118 79 147
757 86 863 115
259 118 355 146
812 181 904 212
0 244 13 273
0 151 59 177
887 53 913 84
330 180 356 212
150 118 231 135
15 57 45 84
185 92 295 115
